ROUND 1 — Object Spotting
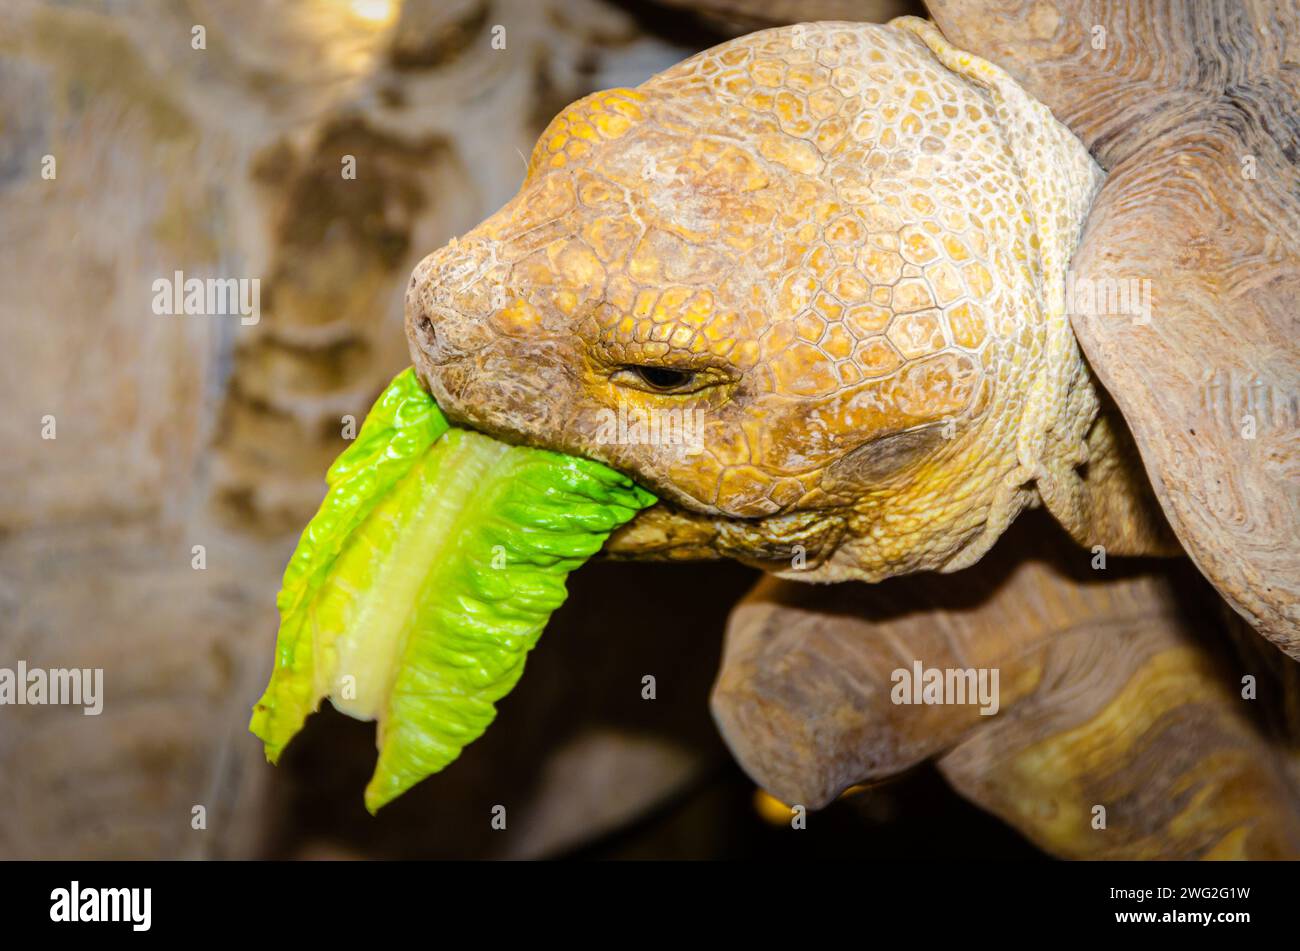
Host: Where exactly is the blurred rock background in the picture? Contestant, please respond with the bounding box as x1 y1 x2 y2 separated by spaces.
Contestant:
0 0 1042 860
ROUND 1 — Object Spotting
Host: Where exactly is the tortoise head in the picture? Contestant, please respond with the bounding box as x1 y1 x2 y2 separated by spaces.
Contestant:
407 20 1103 580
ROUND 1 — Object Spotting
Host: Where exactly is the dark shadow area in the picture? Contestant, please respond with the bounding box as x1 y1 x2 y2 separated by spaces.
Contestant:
267 550 1057 859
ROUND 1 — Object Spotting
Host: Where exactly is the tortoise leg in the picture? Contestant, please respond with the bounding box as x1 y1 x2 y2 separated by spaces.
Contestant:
711 514 1135 808
711 516 1300 856
711 550 1046 809
938 594 1300 859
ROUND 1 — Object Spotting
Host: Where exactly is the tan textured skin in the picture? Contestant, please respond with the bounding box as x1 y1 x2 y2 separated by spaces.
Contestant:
405 19 1176 585
715 513 1300 858
401 19 1300 857
924 0 1300 660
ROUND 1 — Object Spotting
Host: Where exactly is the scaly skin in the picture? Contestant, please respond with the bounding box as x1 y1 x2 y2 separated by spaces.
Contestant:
402 17 1300 858
405 19 1167 582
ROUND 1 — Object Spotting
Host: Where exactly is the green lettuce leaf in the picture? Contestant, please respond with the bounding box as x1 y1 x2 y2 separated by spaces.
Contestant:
250 368 655 812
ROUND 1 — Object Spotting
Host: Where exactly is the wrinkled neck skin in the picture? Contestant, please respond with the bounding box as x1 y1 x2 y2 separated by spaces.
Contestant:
410 19 1172 585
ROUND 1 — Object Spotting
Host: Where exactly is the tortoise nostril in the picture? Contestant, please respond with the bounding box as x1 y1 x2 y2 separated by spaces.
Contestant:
409 306 465 368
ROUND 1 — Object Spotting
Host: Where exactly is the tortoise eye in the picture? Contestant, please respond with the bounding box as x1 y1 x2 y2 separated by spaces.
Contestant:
624 365 697 392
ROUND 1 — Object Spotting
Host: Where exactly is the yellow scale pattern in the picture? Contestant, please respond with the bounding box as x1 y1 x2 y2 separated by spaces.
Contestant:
407 18 1103 580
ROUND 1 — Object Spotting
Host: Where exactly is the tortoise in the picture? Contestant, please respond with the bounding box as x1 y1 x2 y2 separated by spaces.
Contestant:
401 4 1300 859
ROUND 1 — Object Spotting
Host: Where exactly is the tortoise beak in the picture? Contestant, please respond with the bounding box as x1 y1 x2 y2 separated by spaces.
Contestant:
604 504 725 562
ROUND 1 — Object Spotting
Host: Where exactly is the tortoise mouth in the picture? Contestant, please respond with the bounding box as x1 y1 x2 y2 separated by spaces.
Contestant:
603 495 851 572
419 383 733 520
418 385 853 569
604 499 730 561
